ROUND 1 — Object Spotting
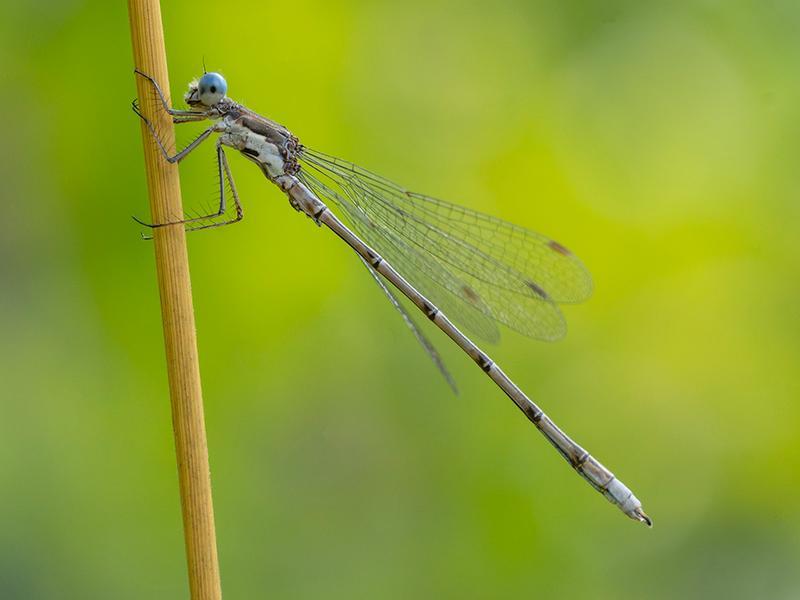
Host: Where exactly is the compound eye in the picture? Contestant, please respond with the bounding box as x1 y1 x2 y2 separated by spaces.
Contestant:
197 72 227 106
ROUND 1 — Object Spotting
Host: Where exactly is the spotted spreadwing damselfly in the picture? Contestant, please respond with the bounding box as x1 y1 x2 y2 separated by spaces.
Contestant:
132 70 651 527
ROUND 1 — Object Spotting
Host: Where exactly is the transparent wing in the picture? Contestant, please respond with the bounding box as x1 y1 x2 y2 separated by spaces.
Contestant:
302 149 593 303
297 148 592 342
359 255 458 394
299 166 501 343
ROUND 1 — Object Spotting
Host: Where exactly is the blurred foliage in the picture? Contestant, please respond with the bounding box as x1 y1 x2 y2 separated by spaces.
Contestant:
1 1 799 598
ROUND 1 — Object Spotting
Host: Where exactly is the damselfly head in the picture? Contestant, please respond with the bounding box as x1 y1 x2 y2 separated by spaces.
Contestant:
185 72 228 107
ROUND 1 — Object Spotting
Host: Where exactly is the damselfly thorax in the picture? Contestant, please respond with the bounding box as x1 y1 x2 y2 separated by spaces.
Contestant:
132 69 651 527
214 107 302 179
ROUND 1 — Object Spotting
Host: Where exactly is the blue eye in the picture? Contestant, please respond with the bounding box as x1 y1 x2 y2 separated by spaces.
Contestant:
197 72 227 106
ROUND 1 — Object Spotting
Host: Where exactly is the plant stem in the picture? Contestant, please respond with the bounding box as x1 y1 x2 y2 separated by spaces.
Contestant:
127 2 222 597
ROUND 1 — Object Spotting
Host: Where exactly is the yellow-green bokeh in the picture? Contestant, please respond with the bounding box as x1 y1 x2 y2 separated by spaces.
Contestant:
1 1 798 598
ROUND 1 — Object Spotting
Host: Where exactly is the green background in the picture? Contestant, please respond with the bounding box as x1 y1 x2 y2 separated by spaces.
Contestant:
2 1 798 598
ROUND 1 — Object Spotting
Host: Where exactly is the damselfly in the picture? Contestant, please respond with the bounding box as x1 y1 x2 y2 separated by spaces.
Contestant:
132 70 651 526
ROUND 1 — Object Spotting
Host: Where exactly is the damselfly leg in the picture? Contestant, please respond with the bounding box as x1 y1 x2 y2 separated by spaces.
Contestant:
134 140 243 236
132 71 212 161
132 73 243 232
134 70 208 119
179 142 243 233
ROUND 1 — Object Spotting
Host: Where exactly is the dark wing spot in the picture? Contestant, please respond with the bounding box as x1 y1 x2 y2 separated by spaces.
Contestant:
548 240 571 256
461 285 480 303
525 280 550 300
